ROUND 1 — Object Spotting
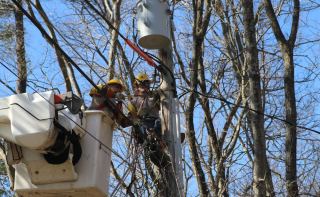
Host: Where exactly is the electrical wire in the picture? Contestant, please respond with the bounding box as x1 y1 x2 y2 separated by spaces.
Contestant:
145 52 177 97
178 86 320 135
145 52 175 81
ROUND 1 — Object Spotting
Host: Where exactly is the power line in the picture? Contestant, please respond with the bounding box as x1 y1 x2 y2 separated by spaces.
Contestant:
178 87 320 135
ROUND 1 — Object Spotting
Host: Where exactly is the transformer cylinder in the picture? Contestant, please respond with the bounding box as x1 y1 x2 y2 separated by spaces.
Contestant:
137 0 171 49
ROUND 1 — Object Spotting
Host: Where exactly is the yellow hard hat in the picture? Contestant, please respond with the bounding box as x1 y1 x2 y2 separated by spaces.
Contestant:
107 79 124 90
134 73 151 86
136 73 150 82
89 84 106 96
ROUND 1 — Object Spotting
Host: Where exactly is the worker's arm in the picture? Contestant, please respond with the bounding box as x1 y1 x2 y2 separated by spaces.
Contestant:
127 100 138 117
152 90 161 109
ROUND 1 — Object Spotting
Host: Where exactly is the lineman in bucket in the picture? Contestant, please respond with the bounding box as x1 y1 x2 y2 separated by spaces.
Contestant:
128 73 161 144
89 78 125 119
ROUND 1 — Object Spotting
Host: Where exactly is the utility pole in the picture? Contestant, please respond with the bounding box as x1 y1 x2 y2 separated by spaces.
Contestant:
159 43 184 196
136 0 184 195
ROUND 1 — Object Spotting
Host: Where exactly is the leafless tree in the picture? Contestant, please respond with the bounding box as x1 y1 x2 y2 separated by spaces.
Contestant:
264 0 300 196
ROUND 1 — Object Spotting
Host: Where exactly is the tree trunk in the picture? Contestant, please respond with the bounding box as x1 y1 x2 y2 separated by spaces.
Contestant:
263 0 300 195
8 0 28 188
282 46 298 197
65 60 82 97
242 0 269 196
185 90 209 197
186 37 209 197
32 0 73 92
184 1 212 195
15 0 27 93
107 0 121 80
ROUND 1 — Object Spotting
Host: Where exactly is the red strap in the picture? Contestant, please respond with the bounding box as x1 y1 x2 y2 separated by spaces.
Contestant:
96 103 105 110
54 94 63 104
125 39 157 67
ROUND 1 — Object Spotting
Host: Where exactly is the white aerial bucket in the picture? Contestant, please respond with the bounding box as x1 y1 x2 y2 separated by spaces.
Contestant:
13 110 115 197
136 0 171 49
0 91 56 150
0 91 116 196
